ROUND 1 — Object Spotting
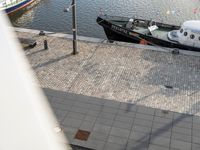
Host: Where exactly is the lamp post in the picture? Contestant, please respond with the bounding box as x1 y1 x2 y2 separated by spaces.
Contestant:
72 0 78 55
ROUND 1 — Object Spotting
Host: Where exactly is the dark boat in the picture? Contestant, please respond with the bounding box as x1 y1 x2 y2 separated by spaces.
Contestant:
97 15 200 51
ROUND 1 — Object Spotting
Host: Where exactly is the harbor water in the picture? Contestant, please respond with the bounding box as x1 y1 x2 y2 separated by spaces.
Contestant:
9 0 200 39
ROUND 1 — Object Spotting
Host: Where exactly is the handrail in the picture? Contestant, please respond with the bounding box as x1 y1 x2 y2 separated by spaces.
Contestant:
0 0 24 8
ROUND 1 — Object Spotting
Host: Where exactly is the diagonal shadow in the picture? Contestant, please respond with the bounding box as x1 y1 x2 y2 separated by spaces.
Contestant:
33 54 72 69
127 101 200 150
125 87 178 112
126 91 159 113
42 88 200 150
26 49 48 56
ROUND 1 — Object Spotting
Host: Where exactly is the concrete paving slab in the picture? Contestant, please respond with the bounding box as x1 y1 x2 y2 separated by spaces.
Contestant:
44 88 200 150
170 139 192 150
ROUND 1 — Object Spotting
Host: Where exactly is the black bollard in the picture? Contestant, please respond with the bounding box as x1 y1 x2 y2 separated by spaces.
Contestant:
44 40 48 50
39 31 45 36
172 49 179 55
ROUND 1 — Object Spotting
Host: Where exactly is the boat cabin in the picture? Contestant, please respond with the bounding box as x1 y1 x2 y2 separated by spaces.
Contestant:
168 20 200 48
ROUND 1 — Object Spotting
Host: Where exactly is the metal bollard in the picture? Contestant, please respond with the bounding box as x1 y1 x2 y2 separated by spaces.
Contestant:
39 30 45 36
171 49 179 55
44 40 48 50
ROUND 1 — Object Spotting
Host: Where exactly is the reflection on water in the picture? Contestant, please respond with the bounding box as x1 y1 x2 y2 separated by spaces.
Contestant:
9 0 200 38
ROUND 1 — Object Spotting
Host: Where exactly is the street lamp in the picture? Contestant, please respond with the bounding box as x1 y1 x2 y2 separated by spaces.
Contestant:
64 0 78 55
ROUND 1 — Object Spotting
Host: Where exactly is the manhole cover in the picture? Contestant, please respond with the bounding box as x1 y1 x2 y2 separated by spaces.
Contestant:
74 130 90 141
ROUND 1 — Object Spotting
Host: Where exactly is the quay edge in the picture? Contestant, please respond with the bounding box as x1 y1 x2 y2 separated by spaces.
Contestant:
15 27 200 57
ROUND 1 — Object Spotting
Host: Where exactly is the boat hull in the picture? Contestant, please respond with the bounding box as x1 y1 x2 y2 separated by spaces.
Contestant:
4 0 35 15
97 15 200 52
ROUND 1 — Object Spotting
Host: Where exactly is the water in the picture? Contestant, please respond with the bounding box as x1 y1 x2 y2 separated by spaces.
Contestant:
9 0 200 39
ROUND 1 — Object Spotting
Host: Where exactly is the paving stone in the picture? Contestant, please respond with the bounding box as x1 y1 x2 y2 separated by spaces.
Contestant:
50 97 66 104
51 102 73 111
71 105 89 114
119 103 138 112
151 122 172 137
173 113 193 123
62 126 78 138
117 109 136 118
171 132 192 143
60 93 76 101
67 112 86 120
193 123 200 130
89 131 109 141
154 116 173 124
73 101 92 109
192 143 200 150
87 109 100 117
108 135 128 145
86 97 105 106
135 113 154 121
65 134 75 143
63 118 83 128
173 121 192 129
129 131 150 142
104 100 120 108
134 118 153 128
46 90 68 100
71 139 87 148
98 112 116 120
93 124 111 134
104 142 126 150
192 129 200 137
193 116 200 124
193 136 200 144
151 129 171 138
112 120 133 130
110 127 130 138
137 105 155 115
152 121 172 131
79 121 95 131
132 125 152 134
96 117 114 126
115 115 134 124
126 140 148 150
86 139 105 150
148 144 169 150
172 126 192 135
154 109 173 119
84 115 97 124
89 104 103 112
170 139 192 150
64 93 80 101
102 106 118 114
150 136 170 147
59 98 75 106
53 109 68 122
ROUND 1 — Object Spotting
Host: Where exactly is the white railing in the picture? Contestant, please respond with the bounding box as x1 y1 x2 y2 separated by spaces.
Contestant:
0 0 23 8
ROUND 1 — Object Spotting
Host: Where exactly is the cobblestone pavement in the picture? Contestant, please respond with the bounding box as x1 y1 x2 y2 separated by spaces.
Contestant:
44 88 200 150
17 30 200 116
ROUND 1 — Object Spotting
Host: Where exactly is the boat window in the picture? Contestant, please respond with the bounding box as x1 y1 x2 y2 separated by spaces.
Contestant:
190 34 195 39
184 32 187 36
180 29 183 33
199 37 200 41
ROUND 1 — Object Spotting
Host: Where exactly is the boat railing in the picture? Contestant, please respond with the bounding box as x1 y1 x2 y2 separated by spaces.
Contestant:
0 0 23 8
